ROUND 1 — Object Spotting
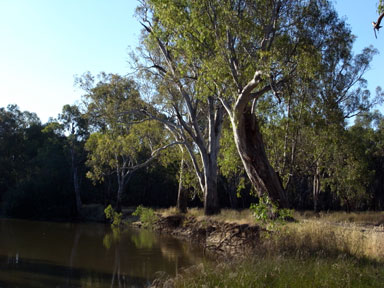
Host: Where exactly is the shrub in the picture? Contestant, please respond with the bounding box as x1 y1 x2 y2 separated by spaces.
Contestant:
104 204 122 227
250 195 293 230
132 205 158 228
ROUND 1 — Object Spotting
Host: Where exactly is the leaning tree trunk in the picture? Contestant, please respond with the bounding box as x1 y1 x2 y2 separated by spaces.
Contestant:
231 105 289 208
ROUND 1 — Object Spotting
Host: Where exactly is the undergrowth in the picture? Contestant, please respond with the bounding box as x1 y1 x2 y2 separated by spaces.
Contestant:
159 255 384 288
104 204 123 227
132 205 158 228
296 210 384 226
152 207 384 287
274 220 384 261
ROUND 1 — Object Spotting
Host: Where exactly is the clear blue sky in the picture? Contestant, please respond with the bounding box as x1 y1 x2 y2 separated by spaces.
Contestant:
0 0 140 122
0 0 383 123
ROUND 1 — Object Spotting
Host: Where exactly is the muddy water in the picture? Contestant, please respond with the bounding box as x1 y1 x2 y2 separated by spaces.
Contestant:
0 218 206 287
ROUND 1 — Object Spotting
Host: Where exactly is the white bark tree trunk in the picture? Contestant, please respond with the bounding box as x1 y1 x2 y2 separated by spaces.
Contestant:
176 155 187 213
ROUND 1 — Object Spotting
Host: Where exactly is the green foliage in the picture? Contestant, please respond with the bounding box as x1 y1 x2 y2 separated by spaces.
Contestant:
3 0 384 221
104 204 123 227
250 196 293 230
0 105 41 200
132 205 158 228
136 0 381 211
379 0 384 14
218 121 243 179
80 73 174 209
0 106 77 219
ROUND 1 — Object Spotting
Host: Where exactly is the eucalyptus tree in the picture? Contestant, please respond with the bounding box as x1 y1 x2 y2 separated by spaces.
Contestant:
218 119 247 208
369 112 384 209
135 2 225 215
0 106 28 198
79 73 177 211
85 122 168 211
135 0 365 209
0 105 41 198
263 38 379 210
58 104 89 215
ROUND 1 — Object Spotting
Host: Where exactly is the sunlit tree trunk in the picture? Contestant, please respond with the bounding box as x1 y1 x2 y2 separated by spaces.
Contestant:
176 155 188 214
202 153 220 215
223 83 289 208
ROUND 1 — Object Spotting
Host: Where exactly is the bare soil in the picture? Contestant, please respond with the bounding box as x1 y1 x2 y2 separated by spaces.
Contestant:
153 214 261 257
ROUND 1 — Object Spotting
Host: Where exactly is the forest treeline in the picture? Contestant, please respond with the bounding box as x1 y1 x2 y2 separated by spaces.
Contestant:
1 0 384 220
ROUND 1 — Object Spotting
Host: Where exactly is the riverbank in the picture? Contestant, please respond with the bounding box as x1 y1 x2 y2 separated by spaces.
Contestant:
152 254 384 288
148 209 384 260
153 213 260 257
135 208 384 288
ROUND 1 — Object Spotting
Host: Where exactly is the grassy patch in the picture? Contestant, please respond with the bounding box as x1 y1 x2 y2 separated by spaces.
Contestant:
162 256 384 288
264 220 384 261
295 211 384 226
153 208 384 287
132 205 158 228
158 208 384 260
158 207 255 225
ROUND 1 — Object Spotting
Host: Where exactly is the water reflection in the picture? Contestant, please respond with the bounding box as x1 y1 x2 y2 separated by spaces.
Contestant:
0 218 205 288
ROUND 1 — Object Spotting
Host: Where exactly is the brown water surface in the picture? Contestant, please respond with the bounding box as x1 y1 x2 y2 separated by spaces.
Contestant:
0 218 206 287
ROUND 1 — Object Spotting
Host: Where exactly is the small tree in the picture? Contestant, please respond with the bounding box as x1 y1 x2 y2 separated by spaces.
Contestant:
80 73 178 211
85 121 169 211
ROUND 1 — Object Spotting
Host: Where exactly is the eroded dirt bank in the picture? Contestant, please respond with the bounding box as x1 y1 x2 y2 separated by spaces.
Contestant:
150 214 261 257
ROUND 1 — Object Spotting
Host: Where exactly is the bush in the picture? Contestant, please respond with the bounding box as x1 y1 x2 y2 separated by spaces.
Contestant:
132 205 158 228
104 204 123 227
250 195 293 230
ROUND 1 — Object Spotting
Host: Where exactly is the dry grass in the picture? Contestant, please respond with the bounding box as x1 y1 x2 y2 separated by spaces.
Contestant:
268 220 384 262
151 208 384 287
157 207 255 224
157 207 384 262
161 255 384 288
295 210 384 226
160 208 384 226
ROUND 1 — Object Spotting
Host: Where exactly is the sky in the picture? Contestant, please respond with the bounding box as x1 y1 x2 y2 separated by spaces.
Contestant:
0 0 383 123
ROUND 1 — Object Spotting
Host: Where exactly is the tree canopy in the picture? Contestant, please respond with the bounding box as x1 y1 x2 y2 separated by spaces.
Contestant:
1 0 384 220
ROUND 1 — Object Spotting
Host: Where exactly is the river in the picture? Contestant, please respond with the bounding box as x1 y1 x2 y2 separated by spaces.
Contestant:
0 218 206 288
